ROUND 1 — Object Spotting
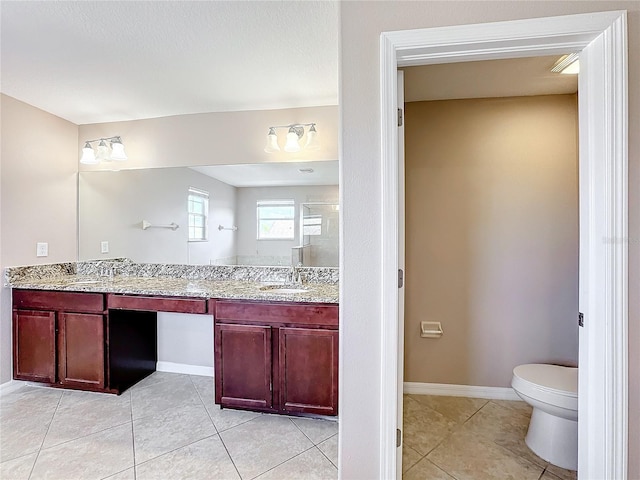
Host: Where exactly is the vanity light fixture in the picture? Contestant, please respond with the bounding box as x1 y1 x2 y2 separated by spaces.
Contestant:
551 53 580 75
264 123 319 153
80 136 128 165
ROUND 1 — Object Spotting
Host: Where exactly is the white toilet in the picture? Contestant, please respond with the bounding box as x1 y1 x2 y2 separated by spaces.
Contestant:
511 364 578 471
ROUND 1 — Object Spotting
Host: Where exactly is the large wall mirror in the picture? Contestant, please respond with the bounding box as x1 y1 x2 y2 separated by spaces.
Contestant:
78 161 339 267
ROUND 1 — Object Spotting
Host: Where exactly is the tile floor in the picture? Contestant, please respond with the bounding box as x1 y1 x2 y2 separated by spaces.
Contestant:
402 394 578 480
0 372 338 480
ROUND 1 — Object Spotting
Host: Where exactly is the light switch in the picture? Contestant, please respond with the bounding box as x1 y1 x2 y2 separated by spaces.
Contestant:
36 242 48 257
101 241 109 254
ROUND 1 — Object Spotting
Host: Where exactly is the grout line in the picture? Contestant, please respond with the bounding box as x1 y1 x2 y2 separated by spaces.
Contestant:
129 390 137 480
188 374 243 480
316 433 339 469
247 444 318 480
287 416 317 445
26 389 64 480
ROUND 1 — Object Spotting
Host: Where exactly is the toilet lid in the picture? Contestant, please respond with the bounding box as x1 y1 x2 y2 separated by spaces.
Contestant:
513 364 577 397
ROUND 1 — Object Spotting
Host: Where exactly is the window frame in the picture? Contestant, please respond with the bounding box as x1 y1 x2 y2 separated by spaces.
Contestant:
188 187 209 242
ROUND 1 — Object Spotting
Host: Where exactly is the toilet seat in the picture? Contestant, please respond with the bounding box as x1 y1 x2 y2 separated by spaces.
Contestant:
512 364 577 411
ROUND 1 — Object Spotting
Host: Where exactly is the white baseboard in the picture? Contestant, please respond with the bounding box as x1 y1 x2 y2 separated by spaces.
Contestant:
404 382 521 401
0 380 27 395
156 361 213 377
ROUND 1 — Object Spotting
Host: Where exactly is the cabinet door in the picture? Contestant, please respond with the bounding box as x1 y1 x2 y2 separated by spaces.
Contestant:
279 327 338 415
58 313 105 388
215 324 272 410
13 310 56 383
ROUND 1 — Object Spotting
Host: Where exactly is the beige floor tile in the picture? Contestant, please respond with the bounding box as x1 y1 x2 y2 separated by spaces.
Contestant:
317 433 338 467
255 447 337 480
427 429 544 480
404 456 455 480
30 423 134 480
131 374 201 419
190 375 261 432
42 390 132 448
402 444 423 473
0 452 37 480
220 414 314 479
461 400 546 468
545 463 578 480
0 411 54 462
403 395 457 455
409 394 488 424
129 371 186 390
103 467 135 480
291 416 339 444
133 403 216 464
490 399 533 416
0 386 62 420
136 435 240 480
540 470 562 480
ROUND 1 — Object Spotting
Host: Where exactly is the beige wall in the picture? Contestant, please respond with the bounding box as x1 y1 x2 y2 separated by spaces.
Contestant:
0 94 78 384
404 95 578 387
340 2 639 478
78 105 338 171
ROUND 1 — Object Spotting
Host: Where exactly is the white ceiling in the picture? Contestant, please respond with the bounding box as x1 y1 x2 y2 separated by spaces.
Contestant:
403 56 578 102
190 160 338 188
0 1 339 125
1 3 576 127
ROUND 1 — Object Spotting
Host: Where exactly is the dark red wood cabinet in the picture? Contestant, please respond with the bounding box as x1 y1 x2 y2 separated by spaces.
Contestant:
12 289 157 394
214 300 339 416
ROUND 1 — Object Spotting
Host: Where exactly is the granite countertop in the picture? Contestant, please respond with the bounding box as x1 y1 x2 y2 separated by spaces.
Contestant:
9 274 339 304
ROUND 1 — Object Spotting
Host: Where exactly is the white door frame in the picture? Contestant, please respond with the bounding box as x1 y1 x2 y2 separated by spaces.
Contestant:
379 11 628 480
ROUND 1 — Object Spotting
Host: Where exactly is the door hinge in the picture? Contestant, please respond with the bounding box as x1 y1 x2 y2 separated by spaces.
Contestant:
398 108 403 127
396 428 402 447
270 381 273 392
398 269 404 288
578 312 584 327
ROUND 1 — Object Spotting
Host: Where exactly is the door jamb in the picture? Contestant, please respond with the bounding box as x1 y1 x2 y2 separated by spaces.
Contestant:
379 10 628 479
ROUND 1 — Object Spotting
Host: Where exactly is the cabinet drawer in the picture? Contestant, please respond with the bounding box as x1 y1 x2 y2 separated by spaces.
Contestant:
215 300 338 328
107 294 207 314
13 290 104 313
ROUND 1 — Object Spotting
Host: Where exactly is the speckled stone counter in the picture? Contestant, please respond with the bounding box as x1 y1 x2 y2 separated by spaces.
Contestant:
5 261 339 304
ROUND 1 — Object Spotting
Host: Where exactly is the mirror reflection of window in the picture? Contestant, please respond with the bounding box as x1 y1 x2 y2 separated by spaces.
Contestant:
188 187 209 241
257 199 295 240
303 215 323 237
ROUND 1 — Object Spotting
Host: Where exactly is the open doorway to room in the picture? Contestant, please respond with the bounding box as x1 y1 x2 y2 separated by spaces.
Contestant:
378 12 628 480
400 56 579 480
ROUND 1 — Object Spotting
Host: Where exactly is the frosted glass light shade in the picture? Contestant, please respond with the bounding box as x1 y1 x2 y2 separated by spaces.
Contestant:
305 125 320 150
284 131 301 152
110 140 128 161
264 128 280 153
96 140 111 162
80 143 98 164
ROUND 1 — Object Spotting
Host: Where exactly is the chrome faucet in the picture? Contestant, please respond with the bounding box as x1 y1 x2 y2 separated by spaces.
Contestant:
289 265 304 284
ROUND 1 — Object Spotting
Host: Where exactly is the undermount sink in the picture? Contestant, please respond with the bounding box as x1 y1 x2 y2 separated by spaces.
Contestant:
259 285 308 294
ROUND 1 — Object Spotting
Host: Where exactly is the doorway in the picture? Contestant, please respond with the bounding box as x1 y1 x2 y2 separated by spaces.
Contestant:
379 11 628 480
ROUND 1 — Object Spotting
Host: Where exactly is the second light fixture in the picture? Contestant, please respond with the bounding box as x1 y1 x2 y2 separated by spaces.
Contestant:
264 123 319 153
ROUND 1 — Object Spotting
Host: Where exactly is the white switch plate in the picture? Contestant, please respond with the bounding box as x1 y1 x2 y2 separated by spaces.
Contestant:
101 241 109 254
36 242 48 257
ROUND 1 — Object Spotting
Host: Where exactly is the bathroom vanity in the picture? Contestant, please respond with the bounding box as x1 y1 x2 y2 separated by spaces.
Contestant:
8 262 339 416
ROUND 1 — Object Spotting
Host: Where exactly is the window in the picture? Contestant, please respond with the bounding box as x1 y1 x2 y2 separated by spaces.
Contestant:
188 187 209 241
303 215 323 236
257 199 295 240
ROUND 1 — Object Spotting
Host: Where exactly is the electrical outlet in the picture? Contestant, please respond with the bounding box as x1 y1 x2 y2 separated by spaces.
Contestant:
101 241 109 254
36 242 48 257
